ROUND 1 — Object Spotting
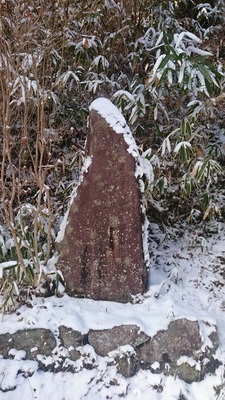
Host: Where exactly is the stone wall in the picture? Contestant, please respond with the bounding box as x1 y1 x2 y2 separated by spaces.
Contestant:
0 319 221 384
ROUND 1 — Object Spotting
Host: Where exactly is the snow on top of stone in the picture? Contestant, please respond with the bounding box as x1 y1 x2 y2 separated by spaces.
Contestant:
90 97 128 134
89 97 139 158
89 98 154 186
90 98 153 184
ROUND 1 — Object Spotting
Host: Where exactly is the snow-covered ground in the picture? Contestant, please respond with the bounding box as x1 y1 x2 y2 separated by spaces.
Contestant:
0 220 225 400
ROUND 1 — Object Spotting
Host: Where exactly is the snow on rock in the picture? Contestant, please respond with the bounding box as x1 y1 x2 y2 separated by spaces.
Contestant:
55 155 92 244
89 97 154 184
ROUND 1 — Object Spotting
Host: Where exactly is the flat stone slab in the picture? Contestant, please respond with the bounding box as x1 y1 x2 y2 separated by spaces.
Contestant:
88 324 149 357
139 318 202 364
0 328 56 360
138 318 221 383
58 325 87 361
56 98 147 302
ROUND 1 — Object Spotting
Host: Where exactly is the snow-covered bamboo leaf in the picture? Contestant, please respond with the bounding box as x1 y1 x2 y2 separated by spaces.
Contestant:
178 62 185 84
161 137 171 156
152 54 166 73
0 261 18 279
112 90 135 103
187 46 212 57
174 141 192 153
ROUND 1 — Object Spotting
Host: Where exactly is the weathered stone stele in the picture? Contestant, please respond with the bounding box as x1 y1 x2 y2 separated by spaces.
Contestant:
56 98 147 302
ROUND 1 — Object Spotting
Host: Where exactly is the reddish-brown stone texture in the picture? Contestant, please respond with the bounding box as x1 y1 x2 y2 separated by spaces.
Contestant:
56 104 147 302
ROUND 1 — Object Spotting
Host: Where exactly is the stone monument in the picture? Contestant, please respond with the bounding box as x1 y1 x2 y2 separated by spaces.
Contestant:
56 98 148 302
